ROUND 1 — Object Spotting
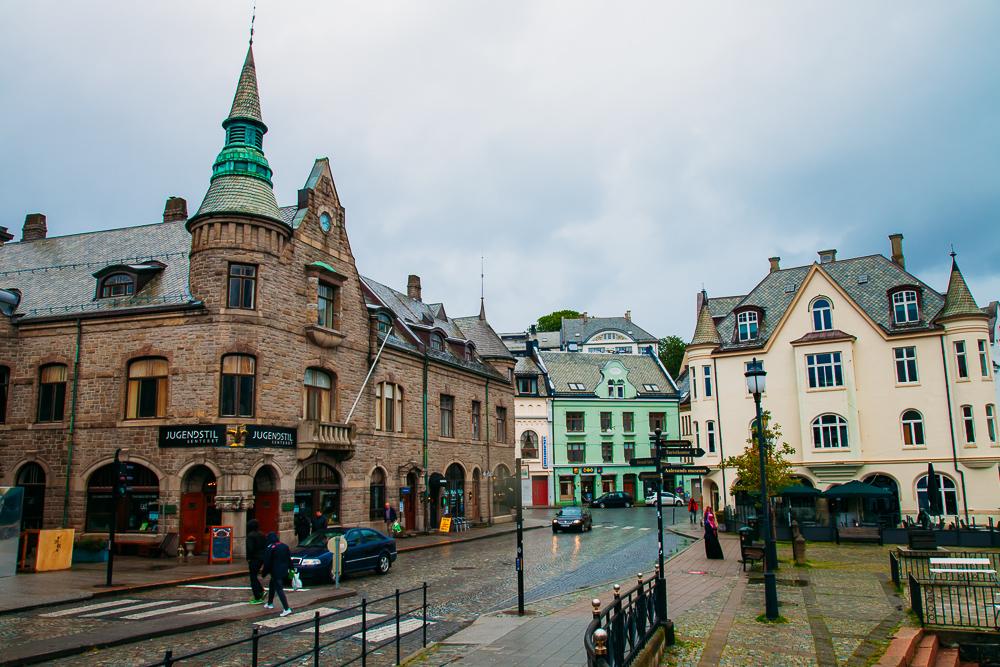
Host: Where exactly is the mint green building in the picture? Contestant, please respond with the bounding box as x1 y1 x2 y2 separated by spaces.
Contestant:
534 351 681 505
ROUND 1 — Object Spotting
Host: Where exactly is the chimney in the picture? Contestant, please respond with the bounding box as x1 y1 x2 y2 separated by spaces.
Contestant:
163 196 188 222
581 311 588 323
818 249 837 264
22 213 47 242
0 226 13 247
769 256 781 273
889 233 905 269
407 274 422 302
624 309 631 322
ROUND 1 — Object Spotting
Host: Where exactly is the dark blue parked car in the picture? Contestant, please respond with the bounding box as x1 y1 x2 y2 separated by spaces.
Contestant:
291 527 397 582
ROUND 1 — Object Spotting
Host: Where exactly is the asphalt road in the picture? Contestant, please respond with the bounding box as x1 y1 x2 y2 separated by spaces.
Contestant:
13 508 692 666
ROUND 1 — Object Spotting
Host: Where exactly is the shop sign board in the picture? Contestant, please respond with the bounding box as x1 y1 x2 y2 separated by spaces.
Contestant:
438 517 452 534
208 526 233 564
661 466 711 476
159 425 296 448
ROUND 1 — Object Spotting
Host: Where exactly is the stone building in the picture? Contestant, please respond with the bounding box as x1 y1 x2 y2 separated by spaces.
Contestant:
0 44 514 555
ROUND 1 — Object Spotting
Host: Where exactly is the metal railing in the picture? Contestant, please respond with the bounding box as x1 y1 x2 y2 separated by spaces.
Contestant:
144 583 429 667
890 550 1000 587
584 568 663 667
909 575 1000 633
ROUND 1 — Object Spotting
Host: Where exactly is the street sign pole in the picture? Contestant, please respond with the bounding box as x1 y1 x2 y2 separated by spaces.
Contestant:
106 448 122 587
652 429 673 642
515 457 525 616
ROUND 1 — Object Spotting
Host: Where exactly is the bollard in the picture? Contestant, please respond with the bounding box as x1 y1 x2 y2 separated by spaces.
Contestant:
793 532 807 566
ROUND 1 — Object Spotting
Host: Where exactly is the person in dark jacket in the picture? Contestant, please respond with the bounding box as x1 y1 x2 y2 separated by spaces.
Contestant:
383 502 398 533
245 519 267 604
312 511 328 533
294 511 311 543
261 532 293 616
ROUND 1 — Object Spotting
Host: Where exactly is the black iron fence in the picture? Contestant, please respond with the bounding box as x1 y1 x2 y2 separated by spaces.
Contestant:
890 550 1000 587
144 583 429 667
584 572 662 667
908 575 1000 633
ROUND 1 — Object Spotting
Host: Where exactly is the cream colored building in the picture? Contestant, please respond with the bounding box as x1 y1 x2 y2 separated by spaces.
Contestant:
514 352 554 507
683 235 999 524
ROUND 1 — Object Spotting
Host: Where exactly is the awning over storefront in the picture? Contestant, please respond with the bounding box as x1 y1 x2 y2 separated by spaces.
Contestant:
822 480 893 499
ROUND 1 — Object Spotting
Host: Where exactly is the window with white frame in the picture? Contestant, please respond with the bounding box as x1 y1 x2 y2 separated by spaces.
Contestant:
703 365 712 397
806 352 844 388
986 404 997 444
375 382 403 432
978 340 990 377
811 414 849 448
916 473 958 515
892 290 919 324
706 420 716 453
955 341 969 379
811 298 833 331
693 421 700 448
901 410 924 446
737 311 759 342
894 347 918 384
961 405 975 443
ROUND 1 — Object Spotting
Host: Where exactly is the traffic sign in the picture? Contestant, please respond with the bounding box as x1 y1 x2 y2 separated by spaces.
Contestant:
661 465 711 476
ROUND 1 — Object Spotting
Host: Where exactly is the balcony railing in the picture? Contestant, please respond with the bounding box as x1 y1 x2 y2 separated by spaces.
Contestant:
297 420 355 461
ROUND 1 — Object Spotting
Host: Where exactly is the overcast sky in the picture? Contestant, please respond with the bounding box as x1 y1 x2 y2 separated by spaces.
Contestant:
2 2 998 338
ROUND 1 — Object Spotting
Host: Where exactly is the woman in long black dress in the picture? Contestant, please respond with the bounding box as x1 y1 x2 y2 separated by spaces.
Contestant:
703 507 724 559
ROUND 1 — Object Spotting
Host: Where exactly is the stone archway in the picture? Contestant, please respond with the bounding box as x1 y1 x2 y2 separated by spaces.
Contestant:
445 463 466 518
295 462 341 526
15 462 46 530
252 466 280 534
180 465 218 554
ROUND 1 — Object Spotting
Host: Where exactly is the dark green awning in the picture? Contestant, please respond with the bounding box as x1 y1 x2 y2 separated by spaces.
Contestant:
823 480 893 499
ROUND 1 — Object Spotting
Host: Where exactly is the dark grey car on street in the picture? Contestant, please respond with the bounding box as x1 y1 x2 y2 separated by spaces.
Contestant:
552 506 593 533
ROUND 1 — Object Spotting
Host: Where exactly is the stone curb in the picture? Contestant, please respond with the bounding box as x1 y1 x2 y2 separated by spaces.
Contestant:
396 523 546 553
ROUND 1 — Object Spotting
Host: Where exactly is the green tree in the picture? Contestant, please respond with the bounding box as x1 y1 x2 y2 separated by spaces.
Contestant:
658 336 686 378
536 309 582 332
722 411 796 497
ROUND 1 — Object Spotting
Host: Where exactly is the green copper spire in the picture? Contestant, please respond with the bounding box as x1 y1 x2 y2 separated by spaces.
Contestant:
194 44 282 223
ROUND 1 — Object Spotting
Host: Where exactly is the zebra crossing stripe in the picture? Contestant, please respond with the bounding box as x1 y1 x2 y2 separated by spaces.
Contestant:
40 599 140 617
254 607 339 629
183 602 250 615
123 601 215 619
639 527 651 531
82 600 177 617
622 526 634 530
354 617 431 643
302 612 386 634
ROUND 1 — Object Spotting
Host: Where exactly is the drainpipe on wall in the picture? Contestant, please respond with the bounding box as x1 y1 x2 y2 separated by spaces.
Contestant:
61 319 82 528
486 378 492 526
422 352 429 531
712 358 728 510
939 338 971 522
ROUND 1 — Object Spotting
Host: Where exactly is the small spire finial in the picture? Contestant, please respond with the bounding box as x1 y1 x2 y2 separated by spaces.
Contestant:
949 244 957 260
249 0 257 45
479 256 486 320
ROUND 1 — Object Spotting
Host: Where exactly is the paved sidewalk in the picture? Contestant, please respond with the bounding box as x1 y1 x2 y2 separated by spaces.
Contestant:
0 517 548 615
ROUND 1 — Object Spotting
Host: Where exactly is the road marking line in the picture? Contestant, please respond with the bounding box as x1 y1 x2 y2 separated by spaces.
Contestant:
183 602 250 615
355 617 432 643
622 526 634 530
40 599 140 617
639 527 651 531
123 601 215 619
303 612 387 634
255 607 340 628
82 600 176 617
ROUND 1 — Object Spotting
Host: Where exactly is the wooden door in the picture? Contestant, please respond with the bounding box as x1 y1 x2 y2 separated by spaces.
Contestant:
180 492 206 554
623 476 636 500
255 492 280 535
531 477 548 506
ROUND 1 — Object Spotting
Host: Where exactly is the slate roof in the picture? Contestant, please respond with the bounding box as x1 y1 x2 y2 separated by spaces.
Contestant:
561 316 658 346
675 368 690 403
228 46 264 125
454 316 515 360
539 351 676 397
937 259 985 321
0 221 195 320
361 277 466 339
515 356 543 375
690 301 722 346
708 296 744 320
195 174 282 222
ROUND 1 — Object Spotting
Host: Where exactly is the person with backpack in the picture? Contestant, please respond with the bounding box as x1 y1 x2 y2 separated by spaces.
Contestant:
245 519 266 604
261 532 293 617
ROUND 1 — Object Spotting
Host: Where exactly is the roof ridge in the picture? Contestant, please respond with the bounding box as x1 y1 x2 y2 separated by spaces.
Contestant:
0 219 187 245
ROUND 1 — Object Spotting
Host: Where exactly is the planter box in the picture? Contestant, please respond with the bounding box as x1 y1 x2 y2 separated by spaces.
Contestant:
73 547 109 563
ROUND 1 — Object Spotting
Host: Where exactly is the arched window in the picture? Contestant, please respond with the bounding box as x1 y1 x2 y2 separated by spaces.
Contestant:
126 357 168 419
369 467 387 520
892 290 919 324
811 298 833 331
295 463 341 525
493 465 514 515
737 311 759 341
916 473 959 516
376 313 392 335
811 414 849 448
375 382 404 432
901 410 924 446
86 461 159 532
16 462 46 530
99 273 135 298
520 430 539 458
0 365 9 423
37 363 68 422
706 420 716 453
304 368 335 422
430 333 445 352
220 354 255 417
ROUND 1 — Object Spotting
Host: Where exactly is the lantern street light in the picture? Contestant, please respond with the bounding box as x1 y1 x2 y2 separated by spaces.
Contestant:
745 358 779 620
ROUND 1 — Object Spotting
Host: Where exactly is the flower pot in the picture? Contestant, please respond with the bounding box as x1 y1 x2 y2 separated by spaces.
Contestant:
184 541 196 557
73 547 109 564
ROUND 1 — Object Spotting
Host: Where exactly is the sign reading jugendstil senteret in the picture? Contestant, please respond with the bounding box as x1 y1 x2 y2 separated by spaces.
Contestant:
158 425 296 448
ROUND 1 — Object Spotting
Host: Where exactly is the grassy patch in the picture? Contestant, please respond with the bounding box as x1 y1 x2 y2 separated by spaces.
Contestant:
755 613 789 624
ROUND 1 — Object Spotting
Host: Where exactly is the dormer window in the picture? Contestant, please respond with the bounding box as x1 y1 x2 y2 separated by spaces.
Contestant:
430 333 445 352
811 298 833 331
99 273 135 299
376 312 392 335
891 289 919 324
737 310 759 341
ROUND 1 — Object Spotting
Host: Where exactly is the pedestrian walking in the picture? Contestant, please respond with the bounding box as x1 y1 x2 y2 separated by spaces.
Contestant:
383 502 397 534
687 497 699 524
245 519 266 604
312 510 328 533
262 531 293 617
703 507 724 560
294 511 310 543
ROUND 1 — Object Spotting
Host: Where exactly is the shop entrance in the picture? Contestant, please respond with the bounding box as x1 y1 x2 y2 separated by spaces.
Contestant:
403 472 418 530
252 466 280 534
428 473 445 527
16 463 46 530
444 463 465 518
295 462 341 526
580 475 596 504
86 461 160 535
622 474 636 500
601 475 616 494
180 465 218 554
531 476 548 506
471 469 482 521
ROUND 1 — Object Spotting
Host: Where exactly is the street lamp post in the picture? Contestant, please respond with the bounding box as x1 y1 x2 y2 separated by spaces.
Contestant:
745 358 779 620
515 457 525 615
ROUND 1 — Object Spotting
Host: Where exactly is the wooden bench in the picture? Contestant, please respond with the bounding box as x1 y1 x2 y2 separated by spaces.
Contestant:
836 525 883 546
739 542 765 572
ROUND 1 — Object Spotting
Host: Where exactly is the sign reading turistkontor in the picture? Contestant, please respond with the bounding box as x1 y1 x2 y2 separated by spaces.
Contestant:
158 425 296 448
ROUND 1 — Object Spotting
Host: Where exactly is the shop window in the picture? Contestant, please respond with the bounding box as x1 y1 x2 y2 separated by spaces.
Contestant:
126 357 168 419
86 462 159 532
220 354 255 417
304 368 335 422
559 476 575 502
37 363 67 422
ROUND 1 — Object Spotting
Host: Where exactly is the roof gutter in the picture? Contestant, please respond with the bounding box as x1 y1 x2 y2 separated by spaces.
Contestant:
16 301 205 326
